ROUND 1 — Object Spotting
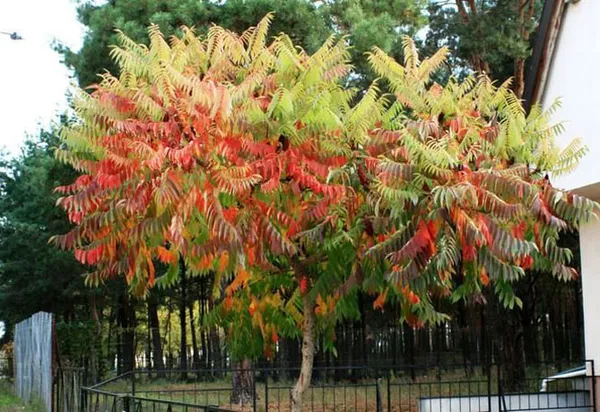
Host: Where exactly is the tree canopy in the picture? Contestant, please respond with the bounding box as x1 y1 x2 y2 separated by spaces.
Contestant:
61 0 426 92
0 130 87 329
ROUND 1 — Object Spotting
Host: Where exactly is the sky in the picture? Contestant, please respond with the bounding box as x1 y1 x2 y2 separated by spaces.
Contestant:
0 0 85 157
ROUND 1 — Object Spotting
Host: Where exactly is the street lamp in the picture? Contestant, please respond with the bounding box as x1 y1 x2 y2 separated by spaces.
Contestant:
0 31 23 40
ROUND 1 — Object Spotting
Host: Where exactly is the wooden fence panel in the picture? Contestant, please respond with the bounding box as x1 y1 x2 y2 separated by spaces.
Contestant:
14 311 53 411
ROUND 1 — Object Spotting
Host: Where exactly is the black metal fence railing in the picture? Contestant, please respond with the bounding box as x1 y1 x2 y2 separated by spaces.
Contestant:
81 361 597 412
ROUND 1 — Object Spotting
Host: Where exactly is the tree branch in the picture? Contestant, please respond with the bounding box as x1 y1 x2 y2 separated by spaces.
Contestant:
338 262 364 297
467 0 478 15
455 0 470 23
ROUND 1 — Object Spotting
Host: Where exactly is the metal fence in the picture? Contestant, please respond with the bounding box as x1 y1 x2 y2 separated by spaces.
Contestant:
14 311 54 411
81 361 597 412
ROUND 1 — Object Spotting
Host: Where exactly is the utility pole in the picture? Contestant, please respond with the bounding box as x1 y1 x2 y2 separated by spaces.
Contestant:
0 31 23 40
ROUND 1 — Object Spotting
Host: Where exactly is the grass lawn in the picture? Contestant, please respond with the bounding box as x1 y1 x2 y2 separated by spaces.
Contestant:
0 382 43 412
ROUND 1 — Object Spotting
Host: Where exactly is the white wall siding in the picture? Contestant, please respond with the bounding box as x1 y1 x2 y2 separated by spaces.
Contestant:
542 0 600 193
419 392 591 412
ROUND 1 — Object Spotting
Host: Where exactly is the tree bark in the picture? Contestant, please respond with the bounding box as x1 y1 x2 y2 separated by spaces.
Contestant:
148 295 165 376
207 284 223 376
291 294 316 412
501 309 526 391
117 293 135 373
230 358 254 405
199 277 208 369
88 295 102 383
404 322 416 381
179 259 188 378
209 327 221 373
189 305 201 370
278 336 290 382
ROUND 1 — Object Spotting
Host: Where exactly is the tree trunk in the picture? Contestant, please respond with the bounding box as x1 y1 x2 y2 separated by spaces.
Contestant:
179 259 188 378
165 297 173 369
404 323 416 381
189 305 201 370
207 287 223 377
209 328 221 372
291 294 316 412
514 58 526 99
199 277 208 369
117 293 135 373
501 309 526 391
230 358 254 405
148 296 165 377
278 336 289 382
88 295 102 383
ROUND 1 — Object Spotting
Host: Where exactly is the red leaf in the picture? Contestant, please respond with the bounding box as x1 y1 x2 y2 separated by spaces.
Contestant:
299 276 308 294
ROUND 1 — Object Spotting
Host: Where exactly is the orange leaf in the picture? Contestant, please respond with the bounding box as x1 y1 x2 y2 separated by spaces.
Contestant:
247 246 256 266
156 246 177 264
146 253 155 286
408 292 420 305
315 294 327 316
218 252 229 273
373 288 388 310
406 314 424 328
224 295 233 310
480 267 489 286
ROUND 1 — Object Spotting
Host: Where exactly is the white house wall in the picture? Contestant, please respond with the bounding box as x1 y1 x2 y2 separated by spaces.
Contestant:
541 0 600 194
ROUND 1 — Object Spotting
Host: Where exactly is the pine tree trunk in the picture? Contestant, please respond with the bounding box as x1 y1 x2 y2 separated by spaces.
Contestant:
501 309 526 391
148 297 165 377
165 297 173 369
404 323 416 381
189 305 201 370
146 319 152 369
117 293 135 373
207 288 223 377
179 260 188 378
291 294 316 412
89 295 102 383
199 277 208 369
230 358 254 405
209 327 221 373
458 302 473 377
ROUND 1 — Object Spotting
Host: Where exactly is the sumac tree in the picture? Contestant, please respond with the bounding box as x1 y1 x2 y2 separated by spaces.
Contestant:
54 18 598 412
54 16 365 410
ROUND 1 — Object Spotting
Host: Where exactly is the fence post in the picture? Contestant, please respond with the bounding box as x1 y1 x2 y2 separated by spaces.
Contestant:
497 364 502 412
487 363 492 412
53 369 58 412
80 388 86 412
123 395 131 412
592 360 597 412
387 373 391 412
252 367 257 412
376 378 382 412
130 371 136 397
264 368 269 412
81 369 87 412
